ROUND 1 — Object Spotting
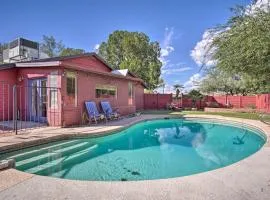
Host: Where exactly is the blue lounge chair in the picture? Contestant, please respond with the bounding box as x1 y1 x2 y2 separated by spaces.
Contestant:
85 101 105 124
100 101 120 120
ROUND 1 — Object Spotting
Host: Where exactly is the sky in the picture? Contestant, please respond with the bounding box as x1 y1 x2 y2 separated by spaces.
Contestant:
0 0 252 93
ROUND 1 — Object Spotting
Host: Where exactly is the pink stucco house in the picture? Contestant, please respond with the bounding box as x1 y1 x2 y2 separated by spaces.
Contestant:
0 53 145 127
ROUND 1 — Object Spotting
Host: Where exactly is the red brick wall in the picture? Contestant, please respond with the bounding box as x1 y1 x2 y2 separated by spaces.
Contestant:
241 96 256 108
144 94 172 109
256 94 270 113
169 95 260 110
206 95 256 108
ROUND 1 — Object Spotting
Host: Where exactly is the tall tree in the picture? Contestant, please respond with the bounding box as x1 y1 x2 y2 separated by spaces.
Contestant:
40 35 64 57
213 10 270 92
60 48 85 56
98 31 162 90
200 68 260 95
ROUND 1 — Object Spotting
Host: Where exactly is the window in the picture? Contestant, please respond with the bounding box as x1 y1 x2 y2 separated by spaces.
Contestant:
66 72 77 106
49 71 58 108
95 85 117 98
50 90 58 108
128 82 134 105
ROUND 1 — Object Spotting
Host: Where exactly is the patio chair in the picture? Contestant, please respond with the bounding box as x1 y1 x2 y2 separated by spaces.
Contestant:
84 101 105 124
100 101 120 120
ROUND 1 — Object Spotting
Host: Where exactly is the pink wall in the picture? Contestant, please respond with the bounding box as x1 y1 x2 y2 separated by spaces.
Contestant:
61 69 143 126
0 68 17 121
15 67 63 126
0 61 145 127
62 56 111 73
135 84 144 110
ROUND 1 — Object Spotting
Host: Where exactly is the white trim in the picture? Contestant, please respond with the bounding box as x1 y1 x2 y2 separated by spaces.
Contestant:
49 71 59 109
16 61 60 67
66 71 78 107
111 69 129 76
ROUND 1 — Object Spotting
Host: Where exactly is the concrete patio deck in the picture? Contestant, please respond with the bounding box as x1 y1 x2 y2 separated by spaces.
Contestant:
0 114 270 200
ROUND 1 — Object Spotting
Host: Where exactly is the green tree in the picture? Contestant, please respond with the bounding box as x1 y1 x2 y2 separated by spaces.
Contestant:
187 89 204 107
200 68 259 95
40 35 64 57
173 84 184 98
98 31 162 90
213 10 270 92
60 48 85 56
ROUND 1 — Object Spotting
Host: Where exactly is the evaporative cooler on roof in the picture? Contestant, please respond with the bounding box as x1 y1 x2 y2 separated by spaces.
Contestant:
3 38 39 63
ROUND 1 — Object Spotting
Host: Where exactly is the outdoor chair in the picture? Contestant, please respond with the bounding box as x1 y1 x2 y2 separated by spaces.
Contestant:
84 101 106 124
100 101 120 120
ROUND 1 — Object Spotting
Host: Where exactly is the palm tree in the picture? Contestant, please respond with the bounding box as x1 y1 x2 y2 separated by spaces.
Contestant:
173 84 184 98
187 89 204 108
158 78 166 94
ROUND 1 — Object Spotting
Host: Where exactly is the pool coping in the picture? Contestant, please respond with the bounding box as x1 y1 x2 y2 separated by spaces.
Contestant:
0 114 270 200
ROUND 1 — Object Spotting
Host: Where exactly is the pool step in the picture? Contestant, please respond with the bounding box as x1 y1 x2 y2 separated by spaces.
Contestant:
16 142 91 170
10 140 82 162
25 145 98 175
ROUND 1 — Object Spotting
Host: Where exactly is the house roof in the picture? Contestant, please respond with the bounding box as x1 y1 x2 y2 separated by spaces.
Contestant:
0 63 15 70
0 53 146 87
20 53 114 71
0 53 112 69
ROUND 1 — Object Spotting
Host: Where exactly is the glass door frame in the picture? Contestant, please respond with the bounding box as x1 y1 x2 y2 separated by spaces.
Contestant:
28 78 48 123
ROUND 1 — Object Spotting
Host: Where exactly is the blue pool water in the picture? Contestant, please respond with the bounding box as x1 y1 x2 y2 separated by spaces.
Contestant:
0 119 266 181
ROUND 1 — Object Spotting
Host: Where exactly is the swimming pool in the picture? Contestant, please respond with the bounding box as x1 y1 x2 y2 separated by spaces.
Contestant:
0 119 266 181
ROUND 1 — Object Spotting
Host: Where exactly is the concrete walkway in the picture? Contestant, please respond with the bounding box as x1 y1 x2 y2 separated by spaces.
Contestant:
0 114 270 200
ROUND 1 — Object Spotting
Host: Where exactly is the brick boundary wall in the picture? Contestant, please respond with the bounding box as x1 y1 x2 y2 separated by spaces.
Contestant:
143 93 270 113
144 93 172 110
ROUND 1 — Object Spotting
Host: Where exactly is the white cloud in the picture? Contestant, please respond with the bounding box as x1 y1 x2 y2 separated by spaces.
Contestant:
190 29 219 68
162 67 192 75
246 0 270 14
93 44 100 52
183 73 203 93
191 0 269 68
159 27 175 66
160 46 174 57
